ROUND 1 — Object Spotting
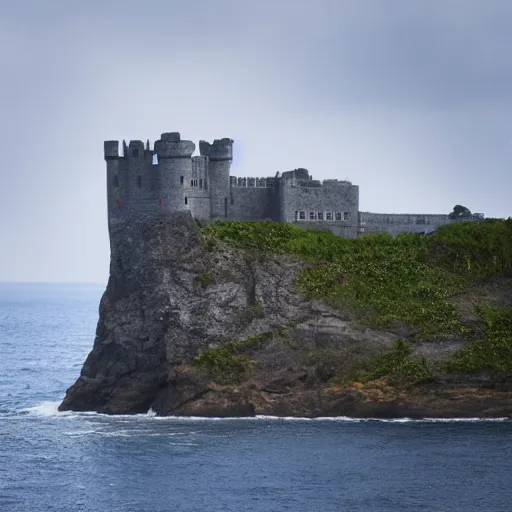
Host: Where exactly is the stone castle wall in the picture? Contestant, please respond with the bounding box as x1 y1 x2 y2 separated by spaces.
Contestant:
358 212 484 236
279 169 360 239
104 132 484 239
228 176 280 221
183 156 210 220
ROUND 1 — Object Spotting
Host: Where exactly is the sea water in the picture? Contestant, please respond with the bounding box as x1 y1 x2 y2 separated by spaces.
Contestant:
1 283 511 512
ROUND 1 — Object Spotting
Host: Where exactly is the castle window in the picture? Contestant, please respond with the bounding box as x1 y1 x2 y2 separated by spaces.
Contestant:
180 176 184 185
326 212 333 221
199 179 203 188
137 175 142 188
344 212 350 221
191 180 194 187
309 212 316 220
132 149 140 158
194 179 198 187
185 197 188 205
299 211 306 220
113 175 119 187
204 180 208 189
318 212 324 220
335 212 342 221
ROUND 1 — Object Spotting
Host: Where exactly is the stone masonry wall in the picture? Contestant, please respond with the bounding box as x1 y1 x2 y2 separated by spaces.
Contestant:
228 176 280 221
357 212 483 236
184 156 211 220
280 170 359 239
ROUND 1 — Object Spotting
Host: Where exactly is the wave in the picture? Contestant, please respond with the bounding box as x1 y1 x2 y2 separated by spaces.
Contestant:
15 401 510 423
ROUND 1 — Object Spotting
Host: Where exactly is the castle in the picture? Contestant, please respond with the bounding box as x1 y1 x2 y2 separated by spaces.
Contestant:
104 132 483 237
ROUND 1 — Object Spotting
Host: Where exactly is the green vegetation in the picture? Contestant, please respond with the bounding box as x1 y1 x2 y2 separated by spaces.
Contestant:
194 272 213 288
202 219 512 380
203 219 512 340
352 339 433 387
427 219 512 278
447 305 512 374
193 332 273 383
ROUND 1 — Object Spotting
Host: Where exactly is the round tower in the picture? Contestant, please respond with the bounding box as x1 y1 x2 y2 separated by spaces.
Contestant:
199 138 233 219
154 132 195 215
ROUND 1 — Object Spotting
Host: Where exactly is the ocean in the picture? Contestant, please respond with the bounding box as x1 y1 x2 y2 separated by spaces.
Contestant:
1 283 511 512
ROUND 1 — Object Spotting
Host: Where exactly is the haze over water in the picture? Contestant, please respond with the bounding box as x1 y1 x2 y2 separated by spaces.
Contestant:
1 283 511 512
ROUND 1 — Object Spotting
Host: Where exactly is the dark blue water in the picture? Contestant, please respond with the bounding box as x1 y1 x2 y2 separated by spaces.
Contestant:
1 284 512 512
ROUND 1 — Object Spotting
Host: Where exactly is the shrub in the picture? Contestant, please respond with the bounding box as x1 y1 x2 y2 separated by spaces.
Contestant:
354 339 433 387
193 332 273 383
447 305 512 374
194 272 213 288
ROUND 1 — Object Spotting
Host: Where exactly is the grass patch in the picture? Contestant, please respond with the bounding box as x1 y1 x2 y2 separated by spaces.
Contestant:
352 339 434 387
193 332 273 383
194 272 213 288
447 305 512 374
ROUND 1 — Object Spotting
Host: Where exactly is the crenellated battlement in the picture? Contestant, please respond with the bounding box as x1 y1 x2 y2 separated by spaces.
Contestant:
104 141 119 159
104 140 154 159
154 132 195 159
199 138 233 161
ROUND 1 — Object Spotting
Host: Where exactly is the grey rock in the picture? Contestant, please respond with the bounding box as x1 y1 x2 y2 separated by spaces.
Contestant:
60 212 310 414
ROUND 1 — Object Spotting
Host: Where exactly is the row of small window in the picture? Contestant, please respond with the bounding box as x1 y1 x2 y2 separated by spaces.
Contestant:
295 211 351 221
180 176 207 189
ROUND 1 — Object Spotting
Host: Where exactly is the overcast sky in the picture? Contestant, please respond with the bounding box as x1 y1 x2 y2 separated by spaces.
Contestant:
1 0 511 282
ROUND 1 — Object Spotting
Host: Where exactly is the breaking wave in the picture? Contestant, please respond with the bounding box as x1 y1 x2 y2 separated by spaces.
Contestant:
16 401 510 423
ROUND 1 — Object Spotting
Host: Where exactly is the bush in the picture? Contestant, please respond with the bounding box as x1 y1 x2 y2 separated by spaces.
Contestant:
193 332 273 383
353 339 433 387
447 305 512 374
194 272 213 288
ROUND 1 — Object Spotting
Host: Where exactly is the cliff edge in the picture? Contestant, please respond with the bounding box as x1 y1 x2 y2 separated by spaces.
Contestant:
60 214 512 418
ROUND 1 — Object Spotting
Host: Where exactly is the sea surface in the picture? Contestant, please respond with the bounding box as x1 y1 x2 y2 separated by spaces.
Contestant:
1 283 512 512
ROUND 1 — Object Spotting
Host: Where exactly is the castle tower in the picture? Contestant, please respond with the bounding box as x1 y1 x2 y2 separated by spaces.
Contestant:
154 132 195 215
199 138 233 219
104 140 122 225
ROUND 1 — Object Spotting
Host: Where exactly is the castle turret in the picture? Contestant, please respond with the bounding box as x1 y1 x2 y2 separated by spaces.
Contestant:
154 132 195 214
104 140 121 224
199 138 233 219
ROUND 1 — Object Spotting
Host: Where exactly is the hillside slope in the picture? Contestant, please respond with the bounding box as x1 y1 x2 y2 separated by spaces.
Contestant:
60 214 512 417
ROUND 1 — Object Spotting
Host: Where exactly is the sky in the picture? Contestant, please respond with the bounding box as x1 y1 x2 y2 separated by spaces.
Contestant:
1 0 511 282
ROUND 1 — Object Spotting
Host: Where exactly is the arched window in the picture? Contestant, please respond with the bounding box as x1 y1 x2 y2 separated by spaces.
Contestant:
185 197 188 205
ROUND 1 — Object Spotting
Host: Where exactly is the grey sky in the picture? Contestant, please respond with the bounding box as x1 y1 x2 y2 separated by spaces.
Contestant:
1 0 511 282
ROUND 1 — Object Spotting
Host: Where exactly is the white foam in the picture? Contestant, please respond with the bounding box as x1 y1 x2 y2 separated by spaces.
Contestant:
21 401 63 417
18 402 510 423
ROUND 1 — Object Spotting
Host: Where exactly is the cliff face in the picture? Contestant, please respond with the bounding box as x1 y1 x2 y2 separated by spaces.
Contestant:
60 213 512 418
60 213 308 414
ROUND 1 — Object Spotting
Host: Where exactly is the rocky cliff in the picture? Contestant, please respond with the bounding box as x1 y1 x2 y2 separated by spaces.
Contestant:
60 213 512 418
